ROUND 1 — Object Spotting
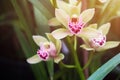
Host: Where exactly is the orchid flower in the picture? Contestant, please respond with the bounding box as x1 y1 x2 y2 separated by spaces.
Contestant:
49 0 95 39
80 23 120 51
27 33 64 64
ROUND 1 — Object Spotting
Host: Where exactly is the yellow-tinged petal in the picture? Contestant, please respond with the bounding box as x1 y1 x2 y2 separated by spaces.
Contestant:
69 0 78 5
46 33 56 44
27 54 42 64
48 17 61 26
56 39 62 54
69 2 82 16
97 41 120 51
79 27 99 39
78 28 100 46
76 2 82 13
33 35 48 46
98 23 111 35
56 0 81 16
80 8 95 24
50 0 56 7
99 0 107 3
52 28 73 39
54 53 64 63
55 9 69 28
56 0 71 15
80 44 94 51
46 33 62 54
87 23 98 29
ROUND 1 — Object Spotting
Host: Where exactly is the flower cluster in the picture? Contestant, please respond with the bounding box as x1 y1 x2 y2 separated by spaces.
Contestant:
27 0 120 64
49 0 95 39
27 33 64 64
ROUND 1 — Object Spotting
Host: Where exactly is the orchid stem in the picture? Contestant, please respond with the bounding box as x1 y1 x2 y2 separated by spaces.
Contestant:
66 36 85 80
74 36 77 51
83 51 94 70
60 61 76 68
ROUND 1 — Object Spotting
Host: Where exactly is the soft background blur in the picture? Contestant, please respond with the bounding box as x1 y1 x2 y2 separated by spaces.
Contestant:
0 0 35 80
0 0 120 80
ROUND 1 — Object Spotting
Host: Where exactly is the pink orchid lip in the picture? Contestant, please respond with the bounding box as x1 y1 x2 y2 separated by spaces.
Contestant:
40 42 57 57
90 34 106 48
37 49 49 61
68 15 85 34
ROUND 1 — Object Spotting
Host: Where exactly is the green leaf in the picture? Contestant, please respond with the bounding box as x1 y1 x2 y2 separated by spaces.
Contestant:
13 23 48 80
88 53 120 80
33 6 50 36
46 60 54 80
29 0 53 19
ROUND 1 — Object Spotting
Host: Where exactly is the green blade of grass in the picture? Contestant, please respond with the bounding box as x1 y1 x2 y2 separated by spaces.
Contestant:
13 21 48 80
88 53 120 80
33 6 50 36
29 0 53 19
46 60 54 80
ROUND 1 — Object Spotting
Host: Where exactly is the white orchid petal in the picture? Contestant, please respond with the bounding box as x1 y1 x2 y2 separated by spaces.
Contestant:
57 0 71 14
97 41 120 51
55 9 69 28
69 0 78 5
27 54 42 64
33 35 48 46
77 2 82 13
87 23 98 29
52 28 73 39
80 8 95 24
80 44 94 51
48 17 61 26
98 23 111 35
54 53 64 63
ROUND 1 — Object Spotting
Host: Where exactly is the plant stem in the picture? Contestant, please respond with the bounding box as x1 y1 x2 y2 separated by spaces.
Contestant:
66 36 85 80
74 36 77 51
60 61 76 68
83 52 94 70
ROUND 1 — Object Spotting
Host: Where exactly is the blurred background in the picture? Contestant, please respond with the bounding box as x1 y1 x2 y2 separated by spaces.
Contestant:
0 0 120 80
0 0 35 80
